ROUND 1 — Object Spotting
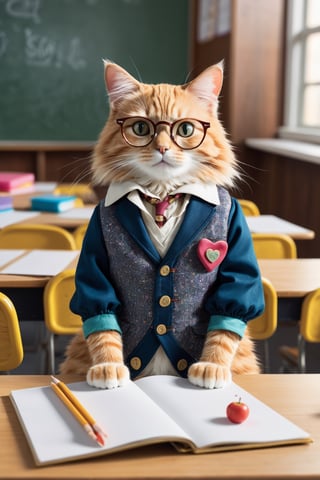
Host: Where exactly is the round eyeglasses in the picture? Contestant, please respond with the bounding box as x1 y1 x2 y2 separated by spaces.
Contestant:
116 117 210 150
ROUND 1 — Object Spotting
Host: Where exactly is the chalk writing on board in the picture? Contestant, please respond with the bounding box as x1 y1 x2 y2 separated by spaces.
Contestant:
67 38 86 70
0 32 8 57
24 28 87 70
5 0 41 23
25 28 54 66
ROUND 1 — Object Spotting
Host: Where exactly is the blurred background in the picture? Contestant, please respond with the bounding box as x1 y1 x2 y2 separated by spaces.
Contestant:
0 0 319 374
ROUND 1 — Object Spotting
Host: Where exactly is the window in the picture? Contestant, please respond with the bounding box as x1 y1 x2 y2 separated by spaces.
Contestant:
280 0 320 144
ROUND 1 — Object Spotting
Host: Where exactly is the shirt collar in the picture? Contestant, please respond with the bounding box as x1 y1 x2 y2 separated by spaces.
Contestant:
105 180 220 206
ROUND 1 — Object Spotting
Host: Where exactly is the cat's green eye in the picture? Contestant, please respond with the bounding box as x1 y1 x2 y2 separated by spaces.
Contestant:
117 116 210 149
132 121 150 137
177 122 194 138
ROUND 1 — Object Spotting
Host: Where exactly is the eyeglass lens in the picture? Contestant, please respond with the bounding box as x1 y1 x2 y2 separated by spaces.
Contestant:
119 118 208 149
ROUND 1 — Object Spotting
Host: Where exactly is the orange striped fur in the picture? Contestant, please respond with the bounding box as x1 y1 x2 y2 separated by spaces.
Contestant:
91 61 239 198
60 62 259 389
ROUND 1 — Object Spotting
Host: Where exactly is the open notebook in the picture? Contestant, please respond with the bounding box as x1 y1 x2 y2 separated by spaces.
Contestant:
10 375 311 466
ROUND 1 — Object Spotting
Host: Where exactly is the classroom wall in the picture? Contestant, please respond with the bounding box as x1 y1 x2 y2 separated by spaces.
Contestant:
1 0 318 258
190 0 319 259
241 148 320 259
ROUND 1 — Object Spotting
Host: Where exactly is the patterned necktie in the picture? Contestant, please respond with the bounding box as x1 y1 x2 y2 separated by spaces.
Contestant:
142 193 182 227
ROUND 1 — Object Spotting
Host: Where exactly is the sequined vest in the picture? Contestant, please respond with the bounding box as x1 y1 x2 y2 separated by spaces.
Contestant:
99 187 231 378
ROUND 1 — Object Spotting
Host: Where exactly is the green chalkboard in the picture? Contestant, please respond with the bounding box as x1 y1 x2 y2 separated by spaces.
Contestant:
0 0 189 141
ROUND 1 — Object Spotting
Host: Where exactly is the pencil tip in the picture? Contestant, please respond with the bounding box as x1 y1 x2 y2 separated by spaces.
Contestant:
50 375 59 384
95 432 105 446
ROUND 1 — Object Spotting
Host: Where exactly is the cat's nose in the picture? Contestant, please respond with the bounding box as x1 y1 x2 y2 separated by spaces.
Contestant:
158 146 169 154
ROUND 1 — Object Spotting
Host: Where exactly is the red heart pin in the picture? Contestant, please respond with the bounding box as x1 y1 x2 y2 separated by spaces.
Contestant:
197 239 228 272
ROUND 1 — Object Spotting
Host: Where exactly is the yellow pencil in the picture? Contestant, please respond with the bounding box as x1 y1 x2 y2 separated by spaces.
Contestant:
50 376 107 446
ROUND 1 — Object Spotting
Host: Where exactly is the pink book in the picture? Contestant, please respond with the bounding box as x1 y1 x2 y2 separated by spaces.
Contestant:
0 172 35 192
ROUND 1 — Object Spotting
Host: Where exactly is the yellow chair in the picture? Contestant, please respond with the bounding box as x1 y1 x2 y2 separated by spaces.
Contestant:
238 199 260 216
279 288 320 373
251 233 297 371
0 224 77 250
247 277 278 372
0 292 24 371
54 183 96 203
0 224 77 370
43 269 82 374
252 233 297 259
73 223 88 249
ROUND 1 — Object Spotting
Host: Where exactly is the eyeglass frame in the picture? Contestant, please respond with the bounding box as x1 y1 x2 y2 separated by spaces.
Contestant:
116 116 211 150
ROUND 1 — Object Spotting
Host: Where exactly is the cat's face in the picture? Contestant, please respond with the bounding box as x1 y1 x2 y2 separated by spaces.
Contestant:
92 61 238 194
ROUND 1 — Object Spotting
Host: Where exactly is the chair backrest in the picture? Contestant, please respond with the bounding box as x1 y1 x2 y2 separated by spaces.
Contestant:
73 223 88 249
54 183 95 203
0 224 77 250
300 288 320 343
247 277 278 340
238 199 260 216
43 269 82 335
0 292 23 371
252 233 297 259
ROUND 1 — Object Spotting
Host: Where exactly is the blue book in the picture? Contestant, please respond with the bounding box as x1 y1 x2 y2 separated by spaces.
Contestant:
0 196 13 212
31 195 78 213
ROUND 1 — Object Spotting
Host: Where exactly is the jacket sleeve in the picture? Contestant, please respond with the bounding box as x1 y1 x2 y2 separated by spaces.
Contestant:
205 198 265 337
70 204 122 338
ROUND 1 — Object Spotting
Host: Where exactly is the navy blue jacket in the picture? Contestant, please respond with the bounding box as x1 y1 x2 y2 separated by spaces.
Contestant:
70 188 264 378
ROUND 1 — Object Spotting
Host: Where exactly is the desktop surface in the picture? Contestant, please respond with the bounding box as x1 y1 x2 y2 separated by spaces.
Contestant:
0 374 319 480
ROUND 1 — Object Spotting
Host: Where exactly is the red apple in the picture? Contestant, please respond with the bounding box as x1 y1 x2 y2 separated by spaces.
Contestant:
226 397 249 424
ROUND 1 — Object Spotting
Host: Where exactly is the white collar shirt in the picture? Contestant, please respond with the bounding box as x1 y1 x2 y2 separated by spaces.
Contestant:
105 181 220 257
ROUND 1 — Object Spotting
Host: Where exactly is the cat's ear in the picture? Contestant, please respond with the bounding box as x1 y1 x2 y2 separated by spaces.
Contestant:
186 62 224 114
103 60 140 106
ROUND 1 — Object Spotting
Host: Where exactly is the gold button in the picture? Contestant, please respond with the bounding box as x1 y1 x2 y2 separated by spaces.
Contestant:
160 265 171 276
159 295 171 307
156 324 167 335
130 357 141 370
177 359 188 371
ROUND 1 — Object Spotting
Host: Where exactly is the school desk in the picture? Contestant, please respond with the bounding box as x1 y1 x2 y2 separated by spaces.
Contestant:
0 256 319 323
0 374 318 480
246 214 315 240
0 208 94 230
0 250 79 321
6 186 316 239
27 211 312 237
258 258 320 322
258 259 320 297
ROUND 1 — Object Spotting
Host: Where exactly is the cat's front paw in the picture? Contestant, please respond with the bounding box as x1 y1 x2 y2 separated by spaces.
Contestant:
188 362 231 389
86 362 130 389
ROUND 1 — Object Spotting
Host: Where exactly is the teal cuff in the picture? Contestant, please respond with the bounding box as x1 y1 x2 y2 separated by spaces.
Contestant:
83 314 121 338
208 315 247 338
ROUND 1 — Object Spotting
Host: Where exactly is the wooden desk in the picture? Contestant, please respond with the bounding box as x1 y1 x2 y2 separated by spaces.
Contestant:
11 182 57 210
258 259 320 297
258 258 320 322
0 208 94 231
11 181 97 210
0 374 318 480
19 209 94 230
2 258 317 293
246 214 315 239
0 252 78 321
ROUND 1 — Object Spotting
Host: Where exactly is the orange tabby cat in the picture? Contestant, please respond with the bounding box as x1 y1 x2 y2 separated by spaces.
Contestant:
60 61 264 389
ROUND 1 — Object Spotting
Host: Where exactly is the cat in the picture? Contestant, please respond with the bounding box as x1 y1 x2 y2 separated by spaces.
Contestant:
59 60 264 389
